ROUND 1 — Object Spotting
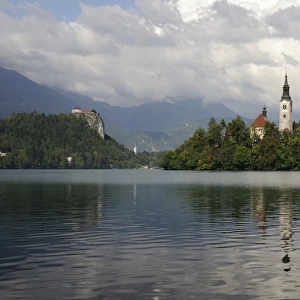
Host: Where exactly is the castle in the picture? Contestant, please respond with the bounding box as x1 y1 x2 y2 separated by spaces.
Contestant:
71 107 105 139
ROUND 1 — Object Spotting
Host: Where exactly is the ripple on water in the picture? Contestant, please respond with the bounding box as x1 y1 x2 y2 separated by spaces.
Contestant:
1 171 300 299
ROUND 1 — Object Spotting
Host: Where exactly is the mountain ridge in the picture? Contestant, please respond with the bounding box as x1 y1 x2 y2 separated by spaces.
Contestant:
0 66 243 152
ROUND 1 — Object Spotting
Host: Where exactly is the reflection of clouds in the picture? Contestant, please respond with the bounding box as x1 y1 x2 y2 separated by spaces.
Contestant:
4 175 300 299
2 237 295 299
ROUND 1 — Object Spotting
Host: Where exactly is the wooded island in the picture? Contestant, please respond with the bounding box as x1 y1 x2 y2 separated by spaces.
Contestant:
161 116 300 171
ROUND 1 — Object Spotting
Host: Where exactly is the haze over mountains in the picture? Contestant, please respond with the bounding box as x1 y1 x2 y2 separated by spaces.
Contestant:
1 66 255 152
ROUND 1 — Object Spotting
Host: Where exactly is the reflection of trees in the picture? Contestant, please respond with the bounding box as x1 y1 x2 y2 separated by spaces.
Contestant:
0 182 106 277
185 185 279 222
185 184 298 273
0 183 105 234
249 188 281 233
248 186 295 271
69 184 104 232
186 185 244 221
249 187 295 252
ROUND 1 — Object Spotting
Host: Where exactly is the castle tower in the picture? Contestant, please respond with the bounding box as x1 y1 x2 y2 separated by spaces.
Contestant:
279 72 293 131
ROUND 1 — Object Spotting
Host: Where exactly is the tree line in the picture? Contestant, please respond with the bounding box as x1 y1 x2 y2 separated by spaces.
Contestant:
161 116 300 171
0 112 163 169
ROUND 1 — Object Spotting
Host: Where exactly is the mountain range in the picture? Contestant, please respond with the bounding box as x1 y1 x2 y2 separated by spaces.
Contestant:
0 66 246 152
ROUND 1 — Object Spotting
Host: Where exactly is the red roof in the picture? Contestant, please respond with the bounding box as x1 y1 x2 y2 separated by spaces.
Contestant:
251 114 269 127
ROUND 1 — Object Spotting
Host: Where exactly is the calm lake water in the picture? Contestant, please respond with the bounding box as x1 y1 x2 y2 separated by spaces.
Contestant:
1 170 300 299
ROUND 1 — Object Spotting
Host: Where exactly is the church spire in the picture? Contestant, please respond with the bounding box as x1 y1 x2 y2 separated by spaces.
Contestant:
262 105 267 118
284 71 289 85
282 71 291 99
279 72 293 131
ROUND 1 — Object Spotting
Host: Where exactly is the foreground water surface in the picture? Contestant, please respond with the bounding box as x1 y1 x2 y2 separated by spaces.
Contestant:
1 170 300 299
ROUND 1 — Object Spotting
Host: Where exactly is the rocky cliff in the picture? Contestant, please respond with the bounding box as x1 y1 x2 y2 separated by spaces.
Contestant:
71 107 105 139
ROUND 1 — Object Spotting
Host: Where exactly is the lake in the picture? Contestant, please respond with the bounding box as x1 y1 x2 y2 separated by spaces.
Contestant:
1 169 300 299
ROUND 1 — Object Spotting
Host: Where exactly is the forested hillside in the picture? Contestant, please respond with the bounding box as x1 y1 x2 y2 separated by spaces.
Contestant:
161 116 300 171
0 112 163 169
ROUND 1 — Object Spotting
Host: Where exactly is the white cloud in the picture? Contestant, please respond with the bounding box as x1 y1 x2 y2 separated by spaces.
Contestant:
175 0 300 21
0 0 300 119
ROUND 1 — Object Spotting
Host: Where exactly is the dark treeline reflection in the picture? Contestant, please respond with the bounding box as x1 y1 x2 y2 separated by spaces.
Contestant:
182 184 300 254
183 184 300 222
2 177 300 297
0 183 115 235
182 184 300 273
0 183 140 234
3 182 300 233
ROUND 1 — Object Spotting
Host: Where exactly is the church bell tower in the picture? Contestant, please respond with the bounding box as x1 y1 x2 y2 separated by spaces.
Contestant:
279 72 293 131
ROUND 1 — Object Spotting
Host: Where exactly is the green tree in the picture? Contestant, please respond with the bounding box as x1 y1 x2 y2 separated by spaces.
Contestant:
0 112 157 169
254 136 279 170
232 145 251 170
287 132 300 170
225 116 251 147
161 150 184 170
207 118 223 148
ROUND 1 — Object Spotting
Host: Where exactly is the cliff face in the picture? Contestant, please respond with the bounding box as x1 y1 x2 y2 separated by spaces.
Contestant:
85 112 105 139
72 107 105 139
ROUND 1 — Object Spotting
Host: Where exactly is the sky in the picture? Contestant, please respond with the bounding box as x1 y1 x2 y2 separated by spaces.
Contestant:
1 0 300 120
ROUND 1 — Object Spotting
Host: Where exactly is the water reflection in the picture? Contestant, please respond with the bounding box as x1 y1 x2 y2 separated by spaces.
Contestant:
279 189 293 272
250 188 268 232
0 183 105 234
184 184 300 275
279 193 293 251
185 185 281 222
2 171 300 299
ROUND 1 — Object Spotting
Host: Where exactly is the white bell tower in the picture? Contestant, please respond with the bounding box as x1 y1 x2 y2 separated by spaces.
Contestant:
279 72 293 131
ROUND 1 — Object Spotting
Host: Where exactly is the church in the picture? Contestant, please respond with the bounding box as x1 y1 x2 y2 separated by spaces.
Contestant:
251 72 293 138
279 72 293 131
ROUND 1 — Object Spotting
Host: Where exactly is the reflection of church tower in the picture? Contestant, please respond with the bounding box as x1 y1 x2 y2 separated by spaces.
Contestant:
279 72 293 131
250 188 267 232
279 198 293 252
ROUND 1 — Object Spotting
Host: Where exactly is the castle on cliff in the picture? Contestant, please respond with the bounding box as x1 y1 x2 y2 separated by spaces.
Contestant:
71 107 105 139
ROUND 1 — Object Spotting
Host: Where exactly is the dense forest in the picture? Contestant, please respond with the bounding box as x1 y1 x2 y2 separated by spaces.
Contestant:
161 116 300 171
0 112 163 169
